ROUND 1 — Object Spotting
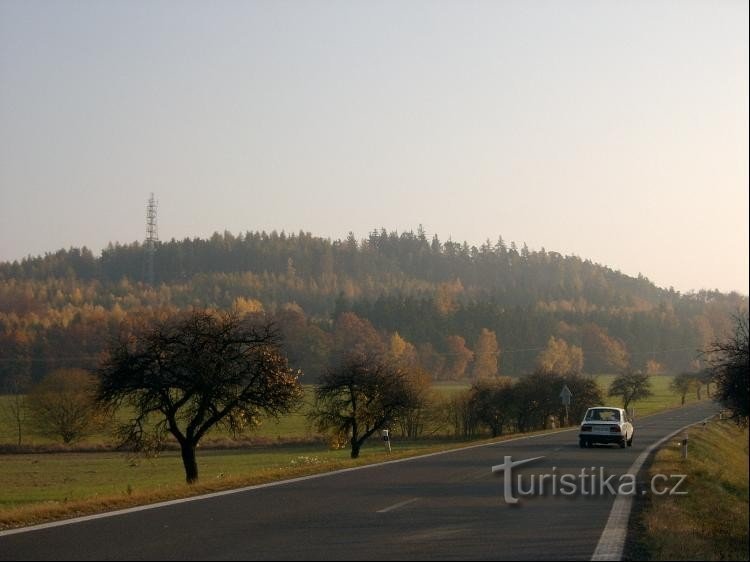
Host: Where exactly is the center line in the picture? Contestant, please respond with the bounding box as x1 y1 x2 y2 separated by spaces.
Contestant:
376 498 420 513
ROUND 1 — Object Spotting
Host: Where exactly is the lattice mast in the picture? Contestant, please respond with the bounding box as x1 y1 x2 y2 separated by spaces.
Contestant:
145 193 158 285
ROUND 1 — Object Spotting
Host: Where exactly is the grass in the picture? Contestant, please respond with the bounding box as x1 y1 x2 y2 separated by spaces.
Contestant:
0 430 559 530
595 374 706 417
0 376 698 446
0 374 709 530
626 419 749 561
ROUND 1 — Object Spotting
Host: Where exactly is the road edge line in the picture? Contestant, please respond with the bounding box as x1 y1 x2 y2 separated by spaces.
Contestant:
0 427 576 537
590 415 713 561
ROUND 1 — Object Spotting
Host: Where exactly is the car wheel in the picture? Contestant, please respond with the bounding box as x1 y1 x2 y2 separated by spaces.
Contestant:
619 439 626 448
579 438 586 448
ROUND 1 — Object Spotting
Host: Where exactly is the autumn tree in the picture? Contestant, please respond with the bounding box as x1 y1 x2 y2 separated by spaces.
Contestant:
28 369 103 444
536 336 584 375
608 370 653 411
310 353 420 458
444 335 474 381
98 310 302 483
394 366 434 439
387 332 419 368
331 312 385 361
471 328 500 380
581 324 629 373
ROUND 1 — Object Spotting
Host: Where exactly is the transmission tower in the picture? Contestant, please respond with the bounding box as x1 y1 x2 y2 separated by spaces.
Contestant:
145 193 158 285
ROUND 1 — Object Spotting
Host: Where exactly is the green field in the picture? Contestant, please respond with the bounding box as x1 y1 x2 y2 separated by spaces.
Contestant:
0 375 705 446
594 374 705 417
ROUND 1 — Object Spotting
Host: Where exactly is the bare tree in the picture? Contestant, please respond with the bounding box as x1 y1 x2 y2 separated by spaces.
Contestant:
310 353 420 458
2 374 30 446
28 369 103 445
98 310 303 483
704 313 749 425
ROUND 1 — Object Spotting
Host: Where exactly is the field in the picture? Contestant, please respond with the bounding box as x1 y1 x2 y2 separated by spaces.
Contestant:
0 376 699 446
0 374 709 528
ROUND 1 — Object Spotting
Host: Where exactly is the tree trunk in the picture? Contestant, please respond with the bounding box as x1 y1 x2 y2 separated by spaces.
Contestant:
350 439 361 459
181 443 199 484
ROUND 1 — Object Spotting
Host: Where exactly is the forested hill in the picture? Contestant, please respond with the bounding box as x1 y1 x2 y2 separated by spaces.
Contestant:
0 228 746 385
1 228 679 306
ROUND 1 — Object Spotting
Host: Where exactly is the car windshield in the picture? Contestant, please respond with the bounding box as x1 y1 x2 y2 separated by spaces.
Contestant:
585 408 620 422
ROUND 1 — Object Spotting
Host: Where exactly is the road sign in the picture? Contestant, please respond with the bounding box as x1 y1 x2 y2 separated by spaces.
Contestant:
560 384 572 427
560 384 572 406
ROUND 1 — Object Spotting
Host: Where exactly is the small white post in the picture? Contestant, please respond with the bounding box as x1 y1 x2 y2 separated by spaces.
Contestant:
382 429 391 453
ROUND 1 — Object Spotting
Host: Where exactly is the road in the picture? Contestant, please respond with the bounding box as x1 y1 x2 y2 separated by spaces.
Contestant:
0 401 716 561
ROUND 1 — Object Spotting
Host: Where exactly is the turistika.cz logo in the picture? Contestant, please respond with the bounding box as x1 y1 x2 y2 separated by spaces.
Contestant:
491 456 687 505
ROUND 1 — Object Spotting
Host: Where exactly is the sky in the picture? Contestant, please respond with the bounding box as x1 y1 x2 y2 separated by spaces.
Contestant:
0 0 747 295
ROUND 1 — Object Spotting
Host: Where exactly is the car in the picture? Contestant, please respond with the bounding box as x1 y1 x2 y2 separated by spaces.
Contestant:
579 406 634 448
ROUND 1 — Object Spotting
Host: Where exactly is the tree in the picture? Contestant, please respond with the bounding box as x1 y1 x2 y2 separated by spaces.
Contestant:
469 378 515 437
310 353 420 459
394 367 434 439
581 324 629 373
444 335 474 381
536 336 584 375
670 373 699 406
704 313 749 425
471 328 500 380
331 312 385 361
562 372 604 424
513 372 563 431
1 373 30 446
98 310 303 483
28 369 103 444
442 389 480 439
608 370 653 411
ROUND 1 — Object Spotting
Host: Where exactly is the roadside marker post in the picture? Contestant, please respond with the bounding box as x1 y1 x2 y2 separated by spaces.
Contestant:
382 429 391 453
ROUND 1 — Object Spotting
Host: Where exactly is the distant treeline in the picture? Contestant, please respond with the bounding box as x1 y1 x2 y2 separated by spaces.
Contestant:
0 228 746 387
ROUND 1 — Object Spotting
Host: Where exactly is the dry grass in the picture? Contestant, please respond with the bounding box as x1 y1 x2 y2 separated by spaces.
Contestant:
627 420 749 561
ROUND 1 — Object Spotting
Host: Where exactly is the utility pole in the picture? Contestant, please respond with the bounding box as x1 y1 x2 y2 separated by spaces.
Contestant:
145 193 158 285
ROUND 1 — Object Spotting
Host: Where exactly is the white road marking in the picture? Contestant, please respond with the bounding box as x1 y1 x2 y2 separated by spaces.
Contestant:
590 415 716 561
0 427 576 537
376 498 420 513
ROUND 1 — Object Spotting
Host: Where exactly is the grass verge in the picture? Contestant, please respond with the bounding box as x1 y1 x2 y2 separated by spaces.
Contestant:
626 419 749 561
0 428 565 531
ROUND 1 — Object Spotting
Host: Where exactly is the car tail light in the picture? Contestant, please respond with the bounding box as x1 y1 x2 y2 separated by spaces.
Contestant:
610 425 621 433
581 425 592 432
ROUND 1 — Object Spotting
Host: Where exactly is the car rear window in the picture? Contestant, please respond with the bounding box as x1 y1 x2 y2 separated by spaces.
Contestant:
585 408 620 421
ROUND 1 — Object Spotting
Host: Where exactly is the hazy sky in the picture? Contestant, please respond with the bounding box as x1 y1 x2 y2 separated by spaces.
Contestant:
1 0 747 294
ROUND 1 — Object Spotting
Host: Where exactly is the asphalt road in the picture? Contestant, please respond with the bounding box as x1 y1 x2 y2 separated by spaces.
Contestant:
0 401 717 561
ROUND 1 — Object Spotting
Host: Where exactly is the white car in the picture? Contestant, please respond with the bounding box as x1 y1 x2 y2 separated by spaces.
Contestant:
579 406 634 448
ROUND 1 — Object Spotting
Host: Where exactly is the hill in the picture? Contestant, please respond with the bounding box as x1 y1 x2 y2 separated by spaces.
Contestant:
0 228 746 385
